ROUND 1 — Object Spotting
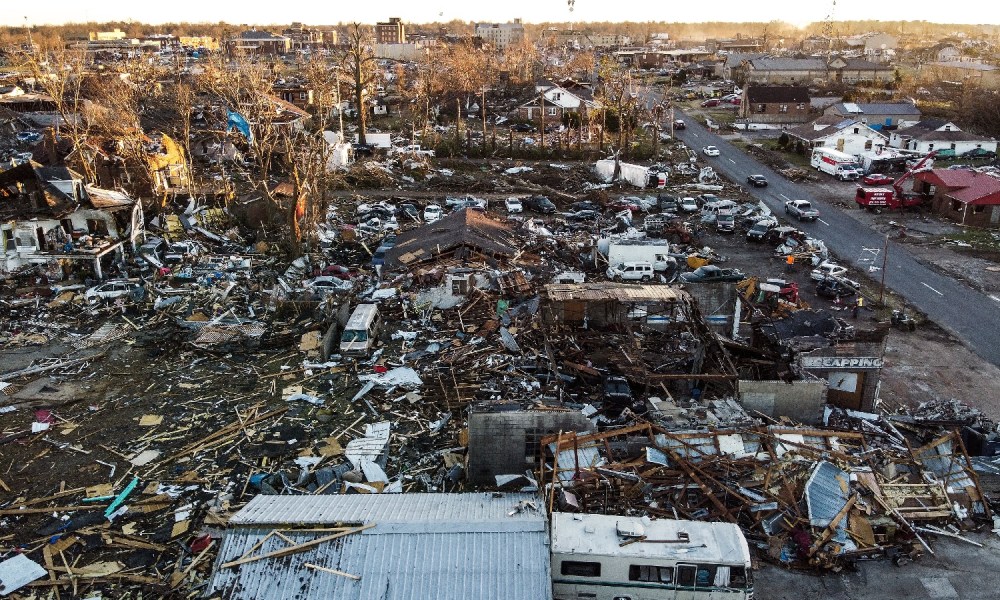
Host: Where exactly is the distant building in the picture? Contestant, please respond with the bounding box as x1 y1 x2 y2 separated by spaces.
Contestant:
179 36 218 51
735 56 894 86
89 29 127 42
375 17 406 44
923 61 1000 89
225 30 291 56
706 35 765 53
824 101 921 130
282 22 325 51
541 29 631 49
475 19 525 50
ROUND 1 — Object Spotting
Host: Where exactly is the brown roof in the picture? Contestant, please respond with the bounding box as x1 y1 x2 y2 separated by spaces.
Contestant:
386 208 521 267
745 86 810 104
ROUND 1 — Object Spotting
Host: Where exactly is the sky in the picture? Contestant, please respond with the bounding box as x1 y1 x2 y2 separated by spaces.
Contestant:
4 0 998 29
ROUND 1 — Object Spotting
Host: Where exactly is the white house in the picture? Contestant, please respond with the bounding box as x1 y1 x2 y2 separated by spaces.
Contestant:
786 116 888 156
517 83 600 122
0 162 141 280
888 119 998 155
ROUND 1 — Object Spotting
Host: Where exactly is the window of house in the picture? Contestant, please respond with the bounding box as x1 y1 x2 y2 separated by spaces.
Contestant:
928 144 934 151
796 103 805 110
299 92 307 100
779 104 788 113
547 107 557 116
953 200 963 212
553 92 562 101
629 565 673 583
561 561 601 577
974 205 985 214
853 127 860 134
1 227 12 251
756 104 765 113
865 140 873 150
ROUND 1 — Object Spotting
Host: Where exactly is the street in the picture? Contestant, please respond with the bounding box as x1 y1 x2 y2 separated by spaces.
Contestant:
673 108 1000 367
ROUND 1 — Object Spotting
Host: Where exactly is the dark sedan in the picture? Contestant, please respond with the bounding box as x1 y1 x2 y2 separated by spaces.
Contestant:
679 265 746 283
746 174 768 187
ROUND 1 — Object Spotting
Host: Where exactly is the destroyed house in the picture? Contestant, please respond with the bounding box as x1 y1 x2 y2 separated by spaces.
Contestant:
541 282 739 398
385 207 521 268
915 168 1000 227
0 161 141 278
207 493 552 600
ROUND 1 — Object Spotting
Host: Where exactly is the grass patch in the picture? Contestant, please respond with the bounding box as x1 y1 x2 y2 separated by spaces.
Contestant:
943 229 1000 251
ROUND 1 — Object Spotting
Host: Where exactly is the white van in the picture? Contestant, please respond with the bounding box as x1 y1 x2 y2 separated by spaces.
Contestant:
702 199 738 217
340 304 382 357
606 261 654 282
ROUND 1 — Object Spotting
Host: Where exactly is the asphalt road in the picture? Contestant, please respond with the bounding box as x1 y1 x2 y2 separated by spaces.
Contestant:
674 108 1000 367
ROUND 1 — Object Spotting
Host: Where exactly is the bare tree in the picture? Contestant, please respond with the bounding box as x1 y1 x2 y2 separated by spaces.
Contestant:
596 57 640 157
339 23 379 144
18 48 97 182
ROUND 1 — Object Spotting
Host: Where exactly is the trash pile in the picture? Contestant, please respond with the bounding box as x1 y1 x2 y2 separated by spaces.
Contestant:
541 411 993 571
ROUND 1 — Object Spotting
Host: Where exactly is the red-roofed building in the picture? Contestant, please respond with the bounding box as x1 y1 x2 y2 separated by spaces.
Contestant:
915 169 1000 226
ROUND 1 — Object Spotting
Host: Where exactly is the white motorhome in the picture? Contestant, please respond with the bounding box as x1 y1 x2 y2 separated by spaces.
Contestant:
810 147 861 181
551 512 753 600
601 239 677 272
339 304 382 357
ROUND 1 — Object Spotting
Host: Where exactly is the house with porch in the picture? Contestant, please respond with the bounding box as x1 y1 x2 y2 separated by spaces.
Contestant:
915 169 1000 227
0 162 141 279
517 82 600 123
888 119 998 155
786 116 888 155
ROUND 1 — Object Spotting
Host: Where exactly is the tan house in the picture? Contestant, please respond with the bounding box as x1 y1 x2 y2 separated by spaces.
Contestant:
922 61 1000 89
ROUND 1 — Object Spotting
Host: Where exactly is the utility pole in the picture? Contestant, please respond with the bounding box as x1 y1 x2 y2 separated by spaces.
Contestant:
481 88 487 152
539 92 546 149
878 234 889 306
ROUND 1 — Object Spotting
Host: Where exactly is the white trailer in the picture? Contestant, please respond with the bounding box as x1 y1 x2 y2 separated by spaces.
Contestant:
551 512 754 600
600 239 676 272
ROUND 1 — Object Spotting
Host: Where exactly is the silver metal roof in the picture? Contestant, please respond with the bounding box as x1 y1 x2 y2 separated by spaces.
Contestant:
209 493 552 600
805 461 850 528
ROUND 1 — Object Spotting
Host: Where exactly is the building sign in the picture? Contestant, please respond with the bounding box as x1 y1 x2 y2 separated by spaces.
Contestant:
801 356 884 370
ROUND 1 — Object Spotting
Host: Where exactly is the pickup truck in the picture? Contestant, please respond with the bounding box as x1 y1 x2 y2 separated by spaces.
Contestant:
784 199 819 222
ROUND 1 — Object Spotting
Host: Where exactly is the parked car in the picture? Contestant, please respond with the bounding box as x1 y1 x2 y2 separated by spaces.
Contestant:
610 197 641 212
137 237 167 265
606 261 654 282
603 376 633 405
962 148 997 160
164 241 202 264
85 280 144 304
746 174 768 187
746 218 777 242
423 204 443 223
15 131 41 143
862 173 894 186
784 199 819 221
677 197 699 213
524 195 557 214
304 276 352 295
397 203 420 220
510 123 536 132
673 119 686 130
679 265 745 283
322 265 360 280
505 197 523 213
816 277 859 299
811 262 848 282
715 210 736 233
701 99 721 107
570 201 601 213
566 209 601 223
702 145 720 157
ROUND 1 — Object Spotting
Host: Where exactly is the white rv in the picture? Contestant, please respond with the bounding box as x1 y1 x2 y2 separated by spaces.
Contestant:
551 512 753 600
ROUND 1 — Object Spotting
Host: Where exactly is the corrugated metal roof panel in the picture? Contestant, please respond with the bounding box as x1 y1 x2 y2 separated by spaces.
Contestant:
231 492 542 525
210 493 551 600
805 461 850 528
545 282 686 303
